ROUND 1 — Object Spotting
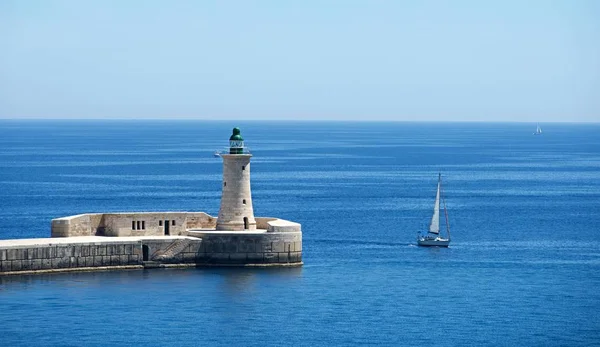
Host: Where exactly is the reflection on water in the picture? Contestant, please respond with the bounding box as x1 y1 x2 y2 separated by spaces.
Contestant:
0 266 304 293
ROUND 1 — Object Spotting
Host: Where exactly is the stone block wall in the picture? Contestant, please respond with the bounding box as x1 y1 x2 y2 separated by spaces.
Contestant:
51 213 301 238
51 214 104 237
0 241 143 274
141 238 202 263
103 213 189 237
264 219 301 233
255 217 277 230
187 231 302 265
51 212 218 238
0 231 302 275
185 212 217 230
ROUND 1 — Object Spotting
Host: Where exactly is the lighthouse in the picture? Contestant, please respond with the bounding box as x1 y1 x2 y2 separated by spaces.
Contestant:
216 127 257 231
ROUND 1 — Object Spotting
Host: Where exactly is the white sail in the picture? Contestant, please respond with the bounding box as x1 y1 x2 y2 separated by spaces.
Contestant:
429 180 441 234
418 174 451 247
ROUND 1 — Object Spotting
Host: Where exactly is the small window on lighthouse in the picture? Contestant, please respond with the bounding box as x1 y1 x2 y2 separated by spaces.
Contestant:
243 199 246 205
224 181 227 187
242 165 245 171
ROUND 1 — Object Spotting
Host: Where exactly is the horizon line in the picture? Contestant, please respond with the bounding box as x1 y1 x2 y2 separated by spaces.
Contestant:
0 117 600 124
0 118 598 124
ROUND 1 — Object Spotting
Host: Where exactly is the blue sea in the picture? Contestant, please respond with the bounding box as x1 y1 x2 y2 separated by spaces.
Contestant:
1 120 599 346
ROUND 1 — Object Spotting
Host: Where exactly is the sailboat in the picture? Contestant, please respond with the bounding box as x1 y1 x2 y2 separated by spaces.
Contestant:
417 173 451 247
533 124 542 135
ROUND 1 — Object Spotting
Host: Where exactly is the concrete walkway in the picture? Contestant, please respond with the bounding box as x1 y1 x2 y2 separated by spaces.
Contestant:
0 235 198 248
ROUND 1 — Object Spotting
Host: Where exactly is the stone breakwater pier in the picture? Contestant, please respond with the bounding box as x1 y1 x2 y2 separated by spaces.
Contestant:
0 128 302 276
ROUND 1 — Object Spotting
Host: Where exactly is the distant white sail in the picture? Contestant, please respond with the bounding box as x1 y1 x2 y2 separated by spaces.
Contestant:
429 181 441 234
418 174 451 247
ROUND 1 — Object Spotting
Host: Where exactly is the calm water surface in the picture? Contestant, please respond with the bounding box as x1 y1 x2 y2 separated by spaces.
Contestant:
1 121 599 346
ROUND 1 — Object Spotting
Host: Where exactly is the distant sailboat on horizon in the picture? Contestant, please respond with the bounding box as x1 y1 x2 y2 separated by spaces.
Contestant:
417 173 451 247
533 124 542 135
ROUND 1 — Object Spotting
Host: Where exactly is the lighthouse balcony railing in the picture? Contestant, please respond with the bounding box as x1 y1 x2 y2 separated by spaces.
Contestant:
215 147 251 155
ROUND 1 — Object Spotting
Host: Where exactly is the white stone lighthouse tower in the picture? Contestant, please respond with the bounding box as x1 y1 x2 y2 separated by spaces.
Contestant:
216 127 257 231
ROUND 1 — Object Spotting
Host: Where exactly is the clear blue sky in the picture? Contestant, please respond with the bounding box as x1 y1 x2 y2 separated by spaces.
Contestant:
1 0 598 121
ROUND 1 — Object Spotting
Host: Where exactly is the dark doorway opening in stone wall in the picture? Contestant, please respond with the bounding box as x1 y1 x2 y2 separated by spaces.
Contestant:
142 245 149 261
244 217 249 230
164 220 170 235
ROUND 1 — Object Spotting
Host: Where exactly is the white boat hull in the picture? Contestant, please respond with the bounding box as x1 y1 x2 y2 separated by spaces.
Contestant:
417 237 450 247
